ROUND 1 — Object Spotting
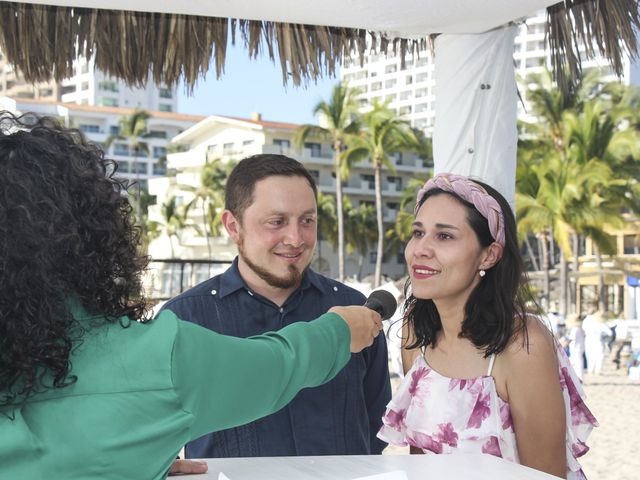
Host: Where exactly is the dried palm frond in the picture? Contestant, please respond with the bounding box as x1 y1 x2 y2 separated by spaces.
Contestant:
0 1 637 93
546 0 640 94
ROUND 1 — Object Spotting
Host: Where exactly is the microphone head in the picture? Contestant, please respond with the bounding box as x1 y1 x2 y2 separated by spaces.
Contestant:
364 290 398 320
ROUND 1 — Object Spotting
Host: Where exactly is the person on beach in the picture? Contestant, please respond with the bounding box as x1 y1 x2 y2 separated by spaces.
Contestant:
377 173 597 479
0 112 382 480
582 311 612 376
565 314 586 381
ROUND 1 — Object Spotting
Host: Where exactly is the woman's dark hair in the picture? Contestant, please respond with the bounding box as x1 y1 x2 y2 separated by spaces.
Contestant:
0 112 149 408
404 180 535 357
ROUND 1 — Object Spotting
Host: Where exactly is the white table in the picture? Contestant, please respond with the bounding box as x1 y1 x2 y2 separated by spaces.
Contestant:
189 454 560 479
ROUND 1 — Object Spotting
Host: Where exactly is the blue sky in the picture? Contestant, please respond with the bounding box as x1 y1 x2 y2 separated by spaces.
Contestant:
178 43 338 125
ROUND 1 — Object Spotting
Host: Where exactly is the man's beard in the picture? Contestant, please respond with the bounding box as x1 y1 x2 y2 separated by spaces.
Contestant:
238 240 308 290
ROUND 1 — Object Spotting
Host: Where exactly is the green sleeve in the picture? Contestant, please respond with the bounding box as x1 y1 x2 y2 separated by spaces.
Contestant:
168 311 351 441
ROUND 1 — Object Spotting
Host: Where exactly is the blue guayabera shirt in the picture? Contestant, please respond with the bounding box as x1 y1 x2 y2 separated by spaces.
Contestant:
162 259 391 457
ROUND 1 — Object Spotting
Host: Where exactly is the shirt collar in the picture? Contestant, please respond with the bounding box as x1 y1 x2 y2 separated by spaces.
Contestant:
217 257 329 299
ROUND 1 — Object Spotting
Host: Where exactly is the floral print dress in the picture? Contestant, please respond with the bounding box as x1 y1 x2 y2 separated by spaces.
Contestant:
378 345 597 479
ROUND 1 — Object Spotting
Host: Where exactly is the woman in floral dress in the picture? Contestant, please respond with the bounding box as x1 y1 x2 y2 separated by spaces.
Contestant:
378 173 596 479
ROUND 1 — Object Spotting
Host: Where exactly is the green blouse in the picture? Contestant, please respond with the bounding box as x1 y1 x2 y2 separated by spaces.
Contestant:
0 308 350 479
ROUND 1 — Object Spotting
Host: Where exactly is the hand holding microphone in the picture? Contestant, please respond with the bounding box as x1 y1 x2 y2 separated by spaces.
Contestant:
330 290 397 353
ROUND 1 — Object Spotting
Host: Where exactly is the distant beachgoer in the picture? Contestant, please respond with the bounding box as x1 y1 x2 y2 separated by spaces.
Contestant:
583 311 612 376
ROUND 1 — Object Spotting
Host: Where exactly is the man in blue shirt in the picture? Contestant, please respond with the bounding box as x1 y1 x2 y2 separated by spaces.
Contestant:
163 154 391 457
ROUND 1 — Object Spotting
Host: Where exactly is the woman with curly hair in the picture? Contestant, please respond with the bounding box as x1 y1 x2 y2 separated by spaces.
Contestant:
0 112 381 479
377 173 597 479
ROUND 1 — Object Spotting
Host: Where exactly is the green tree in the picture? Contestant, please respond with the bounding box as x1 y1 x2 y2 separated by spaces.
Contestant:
294 83 361 281
105 109 151 222
342 101 414 287
179 158 235 259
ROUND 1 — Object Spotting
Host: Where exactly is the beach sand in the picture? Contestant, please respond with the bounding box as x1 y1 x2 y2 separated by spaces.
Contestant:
383 346 640 479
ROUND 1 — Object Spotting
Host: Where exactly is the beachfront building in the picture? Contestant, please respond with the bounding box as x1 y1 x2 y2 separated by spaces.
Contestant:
146 112 428 295
0 96 203 186
340 11 640 134
0 48 178 112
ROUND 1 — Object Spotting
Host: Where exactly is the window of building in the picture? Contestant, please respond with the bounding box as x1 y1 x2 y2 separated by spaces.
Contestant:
97 97 118 107
369 251 377 264
79 124 100 133
415 103 429 113
273 139 290 148
624 235 639 254
361 174 375 189
400 90 411 100
113 143 130 156
38 88 53 97
387 177 402 190
371 81 382 91
159 87 173 99
398 106 411 116
416 72 429 83
133 162 148 174
415 89 427 99
81 82 89 91
153 146 167 158
61 85 76 95
416 57 429 67
405 75 413 85
98 80 119 92
16 91 35 99
386 94 397 102
207 144 217 153
304 142 322 157
385 64 397 74
147 130 167 139
243 140 254 146
117 161 130 173
81 63 89 74
159 104 172 112
384 78 397 89
153 163 167 175
109 125 120 135
223 142 235 154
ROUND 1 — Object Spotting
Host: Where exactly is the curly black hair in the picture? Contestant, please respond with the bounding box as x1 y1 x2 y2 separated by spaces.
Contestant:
0 111 150 408
404 181 536 357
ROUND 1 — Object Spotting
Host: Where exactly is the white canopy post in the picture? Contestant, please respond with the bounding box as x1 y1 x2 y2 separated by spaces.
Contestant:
433 25 518 209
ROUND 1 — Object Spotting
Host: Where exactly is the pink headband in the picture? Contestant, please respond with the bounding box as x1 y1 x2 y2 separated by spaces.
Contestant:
415 173 505 247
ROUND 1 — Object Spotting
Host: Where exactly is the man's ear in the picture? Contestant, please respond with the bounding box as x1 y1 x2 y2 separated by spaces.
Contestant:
480 242 504 271
222 210 241 243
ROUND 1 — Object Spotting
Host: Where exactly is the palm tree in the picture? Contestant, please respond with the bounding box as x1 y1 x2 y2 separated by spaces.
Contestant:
105 109 151 221
179 158 234 259
342 101 414 287
343 198 377 281
293 83 361 281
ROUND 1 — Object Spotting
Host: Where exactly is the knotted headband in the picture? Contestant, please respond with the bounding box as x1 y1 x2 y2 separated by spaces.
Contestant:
415 173 505 247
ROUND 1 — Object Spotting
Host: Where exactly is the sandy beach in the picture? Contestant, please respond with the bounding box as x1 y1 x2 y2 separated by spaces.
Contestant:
383 346 640 480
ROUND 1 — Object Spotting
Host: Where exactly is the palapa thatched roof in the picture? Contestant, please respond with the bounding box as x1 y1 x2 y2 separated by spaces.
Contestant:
0 1 638 92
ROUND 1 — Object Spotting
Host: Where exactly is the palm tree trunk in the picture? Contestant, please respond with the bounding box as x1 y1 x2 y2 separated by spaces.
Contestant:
525 235 540 271
202 205 212 260
595 246 607 312
571 233 580 314
559 250 568 317
334 141 345 282
373 158 384 288
538 233 550 310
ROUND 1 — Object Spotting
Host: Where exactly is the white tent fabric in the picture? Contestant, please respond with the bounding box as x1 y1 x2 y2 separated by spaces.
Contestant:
433 26 519 208
22 0 556 35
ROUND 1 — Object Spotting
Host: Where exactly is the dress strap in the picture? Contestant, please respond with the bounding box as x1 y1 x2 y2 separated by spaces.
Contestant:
486 354 496 376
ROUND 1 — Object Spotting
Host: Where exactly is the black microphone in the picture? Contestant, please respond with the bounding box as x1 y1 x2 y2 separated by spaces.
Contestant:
363 290 397 320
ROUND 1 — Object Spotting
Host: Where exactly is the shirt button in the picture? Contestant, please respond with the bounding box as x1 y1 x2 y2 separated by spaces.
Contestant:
279 307 284 313
247 290 254 296
210 289 217 295
333 286 338 292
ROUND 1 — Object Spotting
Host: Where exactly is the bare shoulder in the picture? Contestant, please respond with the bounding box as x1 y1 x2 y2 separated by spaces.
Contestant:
502 315 558 376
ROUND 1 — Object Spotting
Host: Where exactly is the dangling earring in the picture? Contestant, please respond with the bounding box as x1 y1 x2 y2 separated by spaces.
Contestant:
479 269 486 278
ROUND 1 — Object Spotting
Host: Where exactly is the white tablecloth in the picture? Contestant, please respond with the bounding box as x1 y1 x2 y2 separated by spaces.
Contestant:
190 454 560 479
